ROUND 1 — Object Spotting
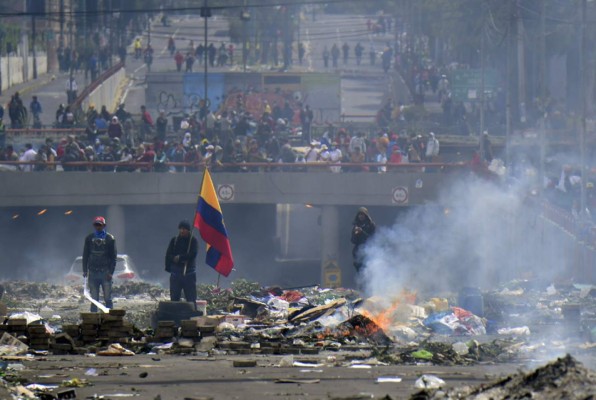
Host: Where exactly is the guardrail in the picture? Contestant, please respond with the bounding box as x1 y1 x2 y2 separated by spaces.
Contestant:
71 62 124 110
6 128 86 136
540 199 596 248
0 160 470 172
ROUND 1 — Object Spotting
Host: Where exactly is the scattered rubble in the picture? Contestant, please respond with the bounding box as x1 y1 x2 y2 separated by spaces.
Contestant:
0 279 593 398
412 354 596 399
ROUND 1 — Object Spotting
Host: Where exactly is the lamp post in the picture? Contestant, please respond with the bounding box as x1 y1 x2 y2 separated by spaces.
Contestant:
241 8 250 72
0 29 4 96
201 1 212 108
580 0 587 214
31 12 37 79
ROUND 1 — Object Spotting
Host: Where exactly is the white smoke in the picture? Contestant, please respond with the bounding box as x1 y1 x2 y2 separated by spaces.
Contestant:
360 175 562 299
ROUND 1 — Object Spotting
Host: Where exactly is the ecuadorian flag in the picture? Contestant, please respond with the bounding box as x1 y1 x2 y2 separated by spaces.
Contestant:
193 169 234 277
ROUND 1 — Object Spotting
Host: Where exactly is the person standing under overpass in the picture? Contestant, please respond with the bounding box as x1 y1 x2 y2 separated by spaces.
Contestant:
351 207 376 274
83 216 117 312
165 221 199 307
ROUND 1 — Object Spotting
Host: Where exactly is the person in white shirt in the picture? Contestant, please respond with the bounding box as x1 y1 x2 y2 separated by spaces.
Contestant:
329 143 342 173
425 132 440 161
305 141 319 162
349 132 366 155
376 144 387 173
19 143 37 172
65 77 78 104
318 144 330 162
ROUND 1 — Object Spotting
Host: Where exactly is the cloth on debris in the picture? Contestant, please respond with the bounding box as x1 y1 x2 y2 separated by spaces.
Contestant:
423 307 486 335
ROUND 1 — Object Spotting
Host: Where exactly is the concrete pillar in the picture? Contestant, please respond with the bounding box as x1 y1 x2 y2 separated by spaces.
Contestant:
320 205 341 287
107 205 125 252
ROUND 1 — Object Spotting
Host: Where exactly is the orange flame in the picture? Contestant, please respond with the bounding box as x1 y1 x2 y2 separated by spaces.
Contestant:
358 290 417 332
360 300 401 332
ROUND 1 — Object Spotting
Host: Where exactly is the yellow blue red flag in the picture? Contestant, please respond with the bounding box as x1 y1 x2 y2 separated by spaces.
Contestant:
193 169 234 277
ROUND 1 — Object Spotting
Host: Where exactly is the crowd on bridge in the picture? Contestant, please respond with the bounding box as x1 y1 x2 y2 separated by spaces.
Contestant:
0 96 446 175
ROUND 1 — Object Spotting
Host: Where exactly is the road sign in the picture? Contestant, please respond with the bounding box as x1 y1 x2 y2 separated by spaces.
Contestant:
450 69 499 102
392 187 409 204
217 184 235 201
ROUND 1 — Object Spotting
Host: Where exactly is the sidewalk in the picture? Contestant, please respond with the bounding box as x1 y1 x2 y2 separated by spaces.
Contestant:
0 69 91 128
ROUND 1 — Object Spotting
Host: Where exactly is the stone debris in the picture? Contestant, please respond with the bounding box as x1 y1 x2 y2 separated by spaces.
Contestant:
0 279 592 399
412 354 596 399
0 279 594 363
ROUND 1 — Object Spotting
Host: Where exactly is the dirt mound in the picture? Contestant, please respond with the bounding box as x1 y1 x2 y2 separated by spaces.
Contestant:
414 354 596 399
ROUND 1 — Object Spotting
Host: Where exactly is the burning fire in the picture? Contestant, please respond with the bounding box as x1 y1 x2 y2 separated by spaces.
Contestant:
359 301 401 331
358 291 417 332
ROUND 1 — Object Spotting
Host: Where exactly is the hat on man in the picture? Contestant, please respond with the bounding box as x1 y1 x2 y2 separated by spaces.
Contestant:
93 216 106 226
178 220 191 230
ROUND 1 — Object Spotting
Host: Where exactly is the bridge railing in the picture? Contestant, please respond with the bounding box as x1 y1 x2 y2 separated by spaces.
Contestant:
0 160 471 173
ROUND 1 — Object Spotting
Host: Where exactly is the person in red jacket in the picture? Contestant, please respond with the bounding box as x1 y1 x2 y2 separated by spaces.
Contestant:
174 50 184 72
388 144 402 165
140 105 154 140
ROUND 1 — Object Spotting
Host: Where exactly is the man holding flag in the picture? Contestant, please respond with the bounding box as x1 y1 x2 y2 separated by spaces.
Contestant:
165 220 199 305
165 169 234 307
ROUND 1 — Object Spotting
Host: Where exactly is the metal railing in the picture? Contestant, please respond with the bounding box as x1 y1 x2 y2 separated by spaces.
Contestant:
0 160 470 172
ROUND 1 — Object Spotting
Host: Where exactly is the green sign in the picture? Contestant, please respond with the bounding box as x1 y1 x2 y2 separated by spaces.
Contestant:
450 69 499 102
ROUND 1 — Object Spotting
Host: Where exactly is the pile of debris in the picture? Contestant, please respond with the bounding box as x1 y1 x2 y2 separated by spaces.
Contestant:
0 279 594 365
412 354 596 399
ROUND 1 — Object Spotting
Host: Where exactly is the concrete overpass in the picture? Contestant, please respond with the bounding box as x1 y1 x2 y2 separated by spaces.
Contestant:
0 170 456 207
0 169 461 285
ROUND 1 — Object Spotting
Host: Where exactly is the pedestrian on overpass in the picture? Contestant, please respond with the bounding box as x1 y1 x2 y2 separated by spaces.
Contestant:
331 44 340 68
168 36 176 56
342 42 349 65
65 76 78 104
322 46 330 68
140 105 154 140
29 96 42 128
174 50 184 72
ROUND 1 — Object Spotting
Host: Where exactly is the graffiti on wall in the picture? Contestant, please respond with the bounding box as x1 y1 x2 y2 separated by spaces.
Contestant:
221 89 304 120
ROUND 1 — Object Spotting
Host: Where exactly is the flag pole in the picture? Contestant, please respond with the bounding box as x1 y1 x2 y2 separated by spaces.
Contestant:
216 273 221 288
183 228 193 276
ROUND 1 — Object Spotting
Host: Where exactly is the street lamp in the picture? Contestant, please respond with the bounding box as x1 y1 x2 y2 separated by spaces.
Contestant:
0 29 5 96
241 9 251 72
201 1 212 109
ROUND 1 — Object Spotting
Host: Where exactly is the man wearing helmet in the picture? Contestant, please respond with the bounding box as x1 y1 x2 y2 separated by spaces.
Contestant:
82 216 117 312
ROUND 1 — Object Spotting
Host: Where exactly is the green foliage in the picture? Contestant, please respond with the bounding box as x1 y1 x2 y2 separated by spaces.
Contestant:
196 279 261 313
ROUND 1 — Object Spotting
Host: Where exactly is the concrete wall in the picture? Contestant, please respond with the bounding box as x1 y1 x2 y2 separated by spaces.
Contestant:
145 72 341 122
0 53 48 92
0 170 456 208
81 67 126 113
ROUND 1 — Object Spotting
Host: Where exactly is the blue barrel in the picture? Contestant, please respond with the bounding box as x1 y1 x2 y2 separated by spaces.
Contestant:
458 287 484 317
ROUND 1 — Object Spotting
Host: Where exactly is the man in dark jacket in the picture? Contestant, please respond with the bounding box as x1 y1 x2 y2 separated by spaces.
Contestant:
83 216 117 312
351 207 376 273
165 220 199 306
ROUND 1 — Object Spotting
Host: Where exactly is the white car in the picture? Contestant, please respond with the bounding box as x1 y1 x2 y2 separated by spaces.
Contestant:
65 254 140 284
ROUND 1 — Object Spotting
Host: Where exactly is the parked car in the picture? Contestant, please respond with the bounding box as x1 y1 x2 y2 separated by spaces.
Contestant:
65 254 140 284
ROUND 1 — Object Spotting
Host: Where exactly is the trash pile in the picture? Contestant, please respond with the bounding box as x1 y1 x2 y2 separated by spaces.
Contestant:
412 354 596 399
483 280 596 341
0 279 594 364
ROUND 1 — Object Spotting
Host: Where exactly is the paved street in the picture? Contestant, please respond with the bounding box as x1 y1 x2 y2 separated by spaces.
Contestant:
16 352 520 400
